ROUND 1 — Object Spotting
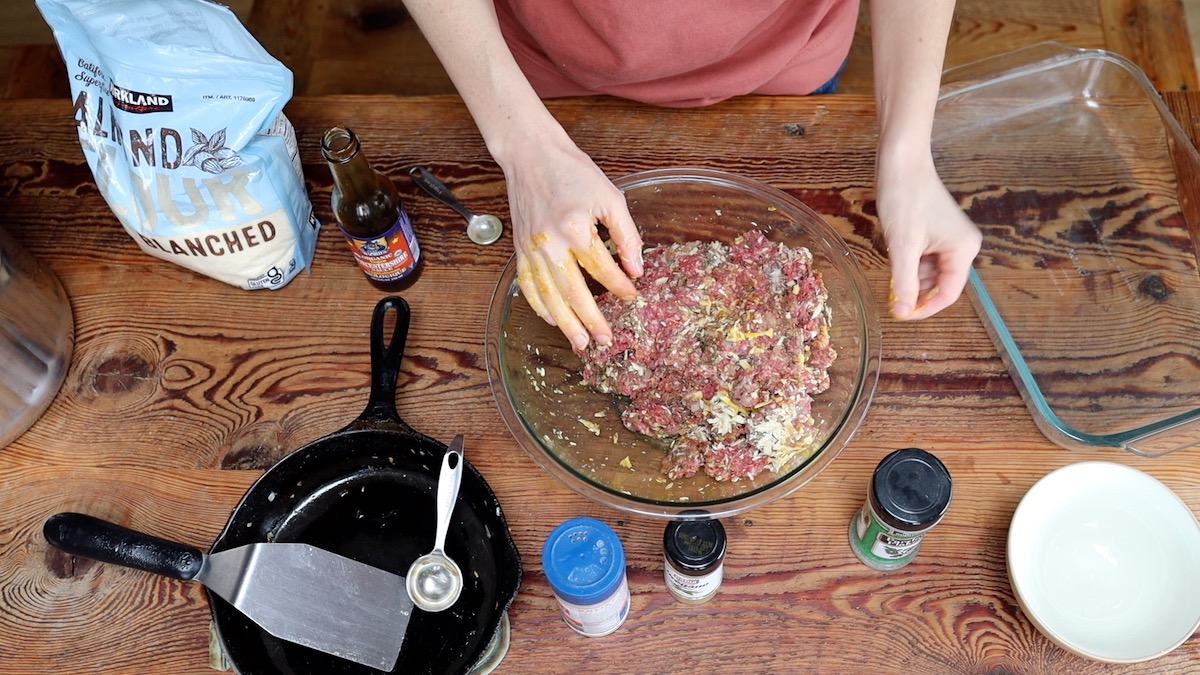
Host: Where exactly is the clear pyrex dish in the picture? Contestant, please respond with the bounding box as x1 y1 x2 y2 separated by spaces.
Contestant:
933 43 1200 456
485 168 881 518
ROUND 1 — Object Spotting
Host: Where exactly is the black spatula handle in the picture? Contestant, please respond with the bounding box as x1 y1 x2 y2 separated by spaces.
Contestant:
43 512 205 581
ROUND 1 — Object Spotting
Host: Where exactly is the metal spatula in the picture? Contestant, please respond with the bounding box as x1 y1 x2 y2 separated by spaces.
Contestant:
44 512 412 671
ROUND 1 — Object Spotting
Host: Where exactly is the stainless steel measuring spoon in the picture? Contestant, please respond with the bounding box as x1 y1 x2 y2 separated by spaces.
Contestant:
408 167 504 245
406 434 465 612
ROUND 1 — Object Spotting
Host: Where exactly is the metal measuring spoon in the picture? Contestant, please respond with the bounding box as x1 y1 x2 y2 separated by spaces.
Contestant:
408 167 504 245
406 434 465 612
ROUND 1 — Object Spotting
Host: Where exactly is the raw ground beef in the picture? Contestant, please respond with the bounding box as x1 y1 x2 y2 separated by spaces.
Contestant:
576 230 836 482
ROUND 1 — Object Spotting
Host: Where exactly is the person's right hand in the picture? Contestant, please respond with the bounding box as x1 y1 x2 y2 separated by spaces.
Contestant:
501 133 644 351
876 148 981 320
398 0 644 350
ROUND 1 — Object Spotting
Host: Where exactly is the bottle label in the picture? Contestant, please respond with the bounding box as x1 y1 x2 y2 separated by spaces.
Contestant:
849 504 926 570
341 204 421 282
664 558 723 603
553 575 630 637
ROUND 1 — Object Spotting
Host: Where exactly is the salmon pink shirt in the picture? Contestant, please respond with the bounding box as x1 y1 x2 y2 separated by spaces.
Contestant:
493 0 860 107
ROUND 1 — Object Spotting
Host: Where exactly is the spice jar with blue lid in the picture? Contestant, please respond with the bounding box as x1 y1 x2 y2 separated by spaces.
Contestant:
848 447 953 571
542 517 630 637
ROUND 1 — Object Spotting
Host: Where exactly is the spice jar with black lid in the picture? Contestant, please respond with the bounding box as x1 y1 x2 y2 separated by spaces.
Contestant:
663 512 727 604
849 447 953 571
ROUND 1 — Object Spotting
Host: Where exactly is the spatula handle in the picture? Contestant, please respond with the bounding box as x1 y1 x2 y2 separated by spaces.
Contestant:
43 512 205 581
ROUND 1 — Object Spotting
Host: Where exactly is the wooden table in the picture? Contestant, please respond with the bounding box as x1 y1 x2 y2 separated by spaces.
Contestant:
2 90 1200 674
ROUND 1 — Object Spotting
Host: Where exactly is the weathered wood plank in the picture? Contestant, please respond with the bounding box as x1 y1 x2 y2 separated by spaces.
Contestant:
304 0 455 95
1165 88 1200 144
245 0 332 96
0 44 68 99
843 0 1110 94
1100 0 1200 90
1162 88 1200 257
0 1 53 46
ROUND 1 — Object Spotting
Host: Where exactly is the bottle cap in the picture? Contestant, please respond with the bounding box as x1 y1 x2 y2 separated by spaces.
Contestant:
664 517 726 572
869 448 953 532
542 517 626 605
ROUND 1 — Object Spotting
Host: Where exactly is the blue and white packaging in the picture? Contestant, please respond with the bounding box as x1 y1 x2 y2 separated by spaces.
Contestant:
36 0 321 290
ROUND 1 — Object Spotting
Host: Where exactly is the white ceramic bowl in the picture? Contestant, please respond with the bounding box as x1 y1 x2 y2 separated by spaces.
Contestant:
1008 461 1200 662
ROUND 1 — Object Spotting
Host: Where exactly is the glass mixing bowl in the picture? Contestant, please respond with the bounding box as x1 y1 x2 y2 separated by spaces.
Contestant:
485 168 881 518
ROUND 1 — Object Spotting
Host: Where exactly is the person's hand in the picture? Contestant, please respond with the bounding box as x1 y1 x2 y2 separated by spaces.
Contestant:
502 134 644 350
397 0 644 348
876 150 981 320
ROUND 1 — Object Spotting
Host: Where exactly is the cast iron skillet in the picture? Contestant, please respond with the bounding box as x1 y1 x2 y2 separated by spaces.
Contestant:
206 296 521 674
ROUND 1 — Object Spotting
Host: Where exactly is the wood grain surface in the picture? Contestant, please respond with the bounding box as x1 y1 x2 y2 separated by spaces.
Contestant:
2 92 1200 674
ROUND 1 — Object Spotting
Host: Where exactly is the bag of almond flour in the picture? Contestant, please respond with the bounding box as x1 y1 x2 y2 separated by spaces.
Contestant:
36 0 321 290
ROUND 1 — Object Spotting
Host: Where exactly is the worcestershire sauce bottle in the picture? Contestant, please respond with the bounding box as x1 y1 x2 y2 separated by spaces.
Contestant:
321 126 422 290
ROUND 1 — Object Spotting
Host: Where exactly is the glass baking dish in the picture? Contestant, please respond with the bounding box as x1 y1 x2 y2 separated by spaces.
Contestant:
932 43 1200 456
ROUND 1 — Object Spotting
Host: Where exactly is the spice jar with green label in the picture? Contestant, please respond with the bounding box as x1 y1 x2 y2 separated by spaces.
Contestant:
849 447 952 571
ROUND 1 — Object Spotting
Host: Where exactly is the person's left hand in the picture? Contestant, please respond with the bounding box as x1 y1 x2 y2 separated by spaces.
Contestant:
876 150 981 320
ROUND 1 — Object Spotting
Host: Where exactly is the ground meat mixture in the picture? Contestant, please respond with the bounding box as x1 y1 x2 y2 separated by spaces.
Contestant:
576 230 837 482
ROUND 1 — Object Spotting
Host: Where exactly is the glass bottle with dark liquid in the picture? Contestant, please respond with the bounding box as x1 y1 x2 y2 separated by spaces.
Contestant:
321 126 422 290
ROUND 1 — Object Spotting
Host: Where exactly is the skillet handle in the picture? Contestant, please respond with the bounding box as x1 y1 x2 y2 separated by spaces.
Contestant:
360 295 415 427
43 512 205 581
